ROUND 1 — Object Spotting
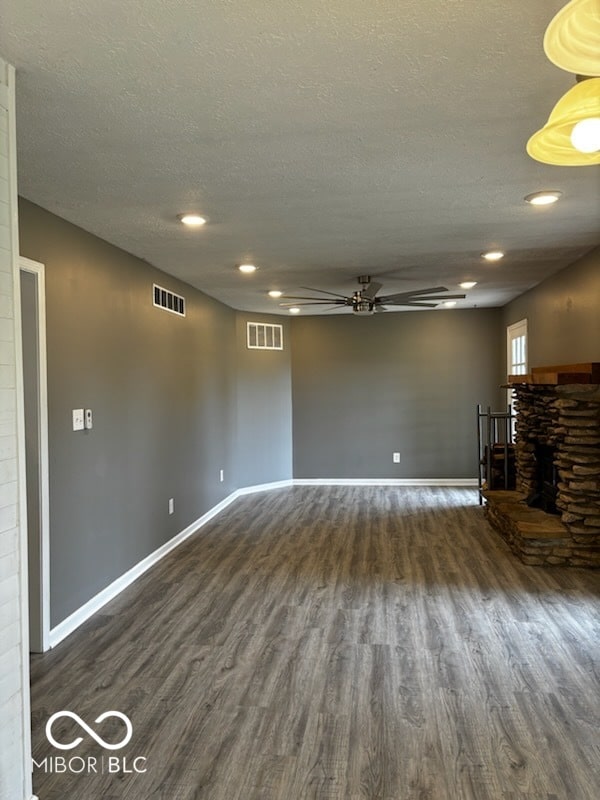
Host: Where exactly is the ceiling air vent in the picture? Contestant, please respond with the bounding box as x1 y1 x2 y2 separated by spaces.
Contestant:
247 322 283 350
153 284 185 317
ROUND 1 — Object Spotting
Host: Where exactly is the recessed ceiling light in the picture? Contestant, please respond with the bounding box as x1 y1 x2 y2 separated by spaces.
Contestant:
524 190 562 206
459 281 478 289
238 263 257 273
178 213 206 226
268 290 283 298
443 300 457 308
288 307 301 314
482 251 504 262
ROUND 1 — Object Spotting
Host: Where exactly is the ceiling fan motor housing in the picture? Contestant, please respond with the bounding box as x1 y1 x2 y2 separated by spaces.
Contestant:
353 293 375 315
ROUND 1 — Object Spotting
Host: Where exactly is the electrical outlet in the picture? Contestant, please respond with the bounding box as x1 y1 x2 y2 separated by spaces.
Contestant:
72 409 84 431
84 409 93 429
393 452 401 463
219 469 224 483
168 498 174 515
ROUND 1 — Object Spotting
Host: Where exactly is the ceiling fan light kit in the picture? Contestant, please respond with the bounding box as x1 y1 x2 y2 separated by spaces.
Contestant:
527 78 600 165
571 116 600 152
528 0 600 165
543 0 600 76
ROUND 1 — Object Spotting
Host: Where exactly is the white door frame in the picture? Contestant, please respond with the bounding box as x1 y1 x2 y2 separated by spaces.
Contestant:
19 256 50 653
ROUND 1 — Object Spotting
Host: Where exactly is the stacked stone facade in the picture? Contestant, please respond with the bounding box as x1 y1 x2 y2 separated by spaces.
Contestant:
554 387 600 544
512 385 559 495
485 383 599 567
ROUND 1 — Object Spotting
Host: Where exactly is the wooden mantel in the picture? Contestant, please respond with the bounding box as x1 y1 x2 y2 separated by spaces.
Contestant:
508 362 600 385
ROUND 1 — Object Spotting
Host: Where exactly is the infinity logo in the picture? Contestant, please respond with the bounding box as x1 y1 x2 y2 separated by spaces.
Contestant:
46 711 133 751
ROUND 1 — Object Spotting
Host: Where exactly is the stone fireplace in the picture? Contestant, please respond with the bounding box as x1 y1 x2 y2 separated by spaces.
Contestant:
524 442 558 514
483 363 600 567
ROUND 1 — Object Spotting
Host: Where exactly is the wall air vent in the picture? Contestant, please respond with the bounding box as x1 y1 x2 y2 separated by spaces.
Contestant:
153 284 186 317
247 322 283 350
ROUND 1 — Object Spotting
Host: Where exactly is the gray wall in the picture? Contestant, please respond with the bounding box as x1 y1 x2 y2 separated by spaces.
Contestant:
503 247 600 369
291 308 504 479
18 199 291 626
234 312 293 487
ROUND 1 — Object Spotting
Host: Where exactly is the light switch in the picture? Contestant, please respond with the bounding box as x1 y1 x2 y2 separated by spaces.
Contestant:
72 409 84 431
84 409 93 429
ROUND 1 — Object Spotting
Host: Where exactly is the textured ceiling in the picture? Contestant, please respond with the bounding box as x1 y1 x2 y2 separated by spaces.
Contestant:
1 0 598 314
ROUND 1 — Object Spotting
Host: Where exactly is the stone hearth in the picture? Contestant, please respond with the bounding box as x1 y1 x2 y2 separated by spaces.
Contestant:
483 367 600 568
483 490 598 567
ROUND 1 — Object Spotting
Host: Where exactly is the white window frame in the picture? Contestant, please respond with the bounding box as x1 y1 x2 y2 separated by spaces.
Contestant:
507 319 528 418
507 319 528 378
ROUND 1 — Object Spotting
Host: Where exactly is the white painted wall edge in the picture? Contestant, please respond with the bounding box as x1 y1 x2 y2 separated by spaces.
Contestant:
20 257 50 654
48 476 476 647
8 60 35 800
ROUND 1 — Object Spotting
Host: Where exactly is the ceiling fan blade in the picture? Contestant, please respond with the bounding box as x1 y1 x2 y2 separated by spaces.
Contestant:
378 293 412 303
405 285 449 295
300 286 348 299
407 293 466 301
379 286 449 303
386 300 439 308
279 300 346 307
361 281 383 301
280 295 347 302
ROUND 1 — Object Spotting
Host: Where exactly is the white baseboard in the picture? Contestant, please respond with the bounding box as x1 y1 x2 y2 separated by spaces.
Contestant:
48 479 293 648
293 478 478 486
48 476 476 646
236 479 294 495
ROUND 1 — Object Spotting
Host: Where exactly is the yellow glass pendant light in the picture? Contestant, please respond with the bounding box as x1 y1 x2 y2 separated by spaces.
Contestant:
543 0 600 77
527 77 600 165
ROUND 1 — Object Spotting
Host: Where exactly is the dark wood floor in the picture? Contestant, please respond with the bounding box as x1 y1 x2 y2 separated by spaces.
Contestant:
30 486 600 799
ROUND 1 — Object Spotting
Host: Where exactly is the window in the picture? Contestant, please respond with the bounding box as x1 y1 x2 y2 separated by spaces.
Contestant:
507 319 528 421
507 319 528 377
247 322 283 350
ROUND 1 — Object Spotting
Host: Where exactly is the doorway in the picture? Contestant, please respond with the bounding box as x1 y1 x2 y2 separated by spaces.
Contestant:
19 257 50 653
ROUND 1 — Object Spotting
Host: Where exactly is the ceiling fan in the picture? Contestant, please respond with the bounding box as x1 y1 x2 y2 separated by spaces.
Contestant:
280 276 466 315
